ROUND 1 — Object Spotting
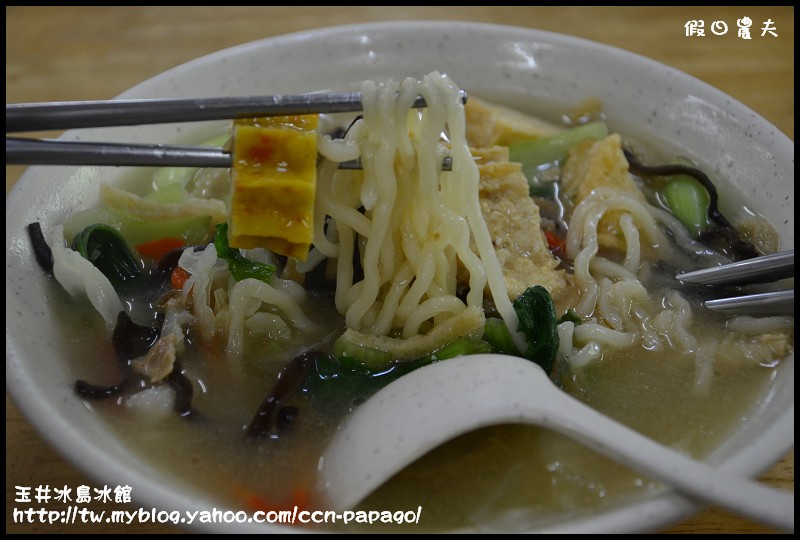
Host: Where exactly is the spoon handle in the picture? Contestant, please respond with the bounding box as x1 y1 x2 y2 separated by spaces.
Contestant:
542 389 794 532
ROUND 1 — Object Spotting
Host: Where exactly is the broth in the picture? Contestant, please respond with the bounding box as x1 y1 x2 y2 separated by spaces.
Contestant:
51 274 777 532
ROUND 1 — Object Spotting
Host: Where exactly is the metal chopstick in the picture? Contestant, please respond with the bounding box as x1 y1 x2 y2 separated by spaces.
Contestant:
676 250 794 286
6 137 230 167
677 250 794 316
5 90 468 132
5 137 454 170
703 290 793 316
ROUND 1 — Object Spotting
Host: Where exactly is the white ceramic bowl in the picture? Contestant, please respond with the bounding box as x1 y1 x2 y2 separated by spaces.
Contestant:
6 21 794 533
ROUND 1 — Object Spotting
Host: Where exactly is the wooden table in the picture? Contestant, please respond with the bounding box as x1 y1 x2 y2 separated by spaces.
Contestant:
6 6 793 534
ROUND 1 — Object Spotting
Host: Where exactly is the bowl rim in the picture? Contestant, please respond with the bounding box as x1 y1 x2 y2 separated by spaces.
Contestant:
6 20 794 534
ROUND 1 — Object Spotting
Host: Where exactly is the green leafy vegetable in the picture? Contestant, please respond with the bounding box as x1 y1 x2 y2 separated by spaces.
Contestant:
509 121 608 180
302 352 396 408
513 285 560 374
480 287 562 373
214 223 276 283
71 224 142 288
314 352 378 380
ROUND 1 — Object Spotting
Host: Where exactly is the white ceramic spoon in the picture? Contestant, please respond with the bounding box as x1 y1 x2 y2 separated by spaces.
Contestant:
319 353 793 532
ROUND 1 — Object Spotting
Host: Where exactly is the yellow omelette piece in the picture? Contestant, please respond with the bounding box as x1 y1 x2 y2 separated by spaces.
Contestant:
228 115 318 260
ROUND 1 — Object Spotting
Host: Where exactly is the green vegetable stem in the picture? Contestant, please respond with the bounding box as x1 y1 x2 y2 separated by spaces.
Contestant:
661 173 712 236
509 121 608 180
214 223 276 283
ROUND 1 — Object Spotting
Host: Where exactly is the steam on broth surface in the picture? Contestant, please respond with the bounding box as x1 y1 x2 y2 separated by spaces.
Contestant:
41 73 791 532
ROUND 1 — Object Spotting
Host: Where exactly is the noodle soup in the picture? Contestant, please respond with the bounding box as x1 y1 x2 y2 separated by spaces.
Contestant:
31 74 791 533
